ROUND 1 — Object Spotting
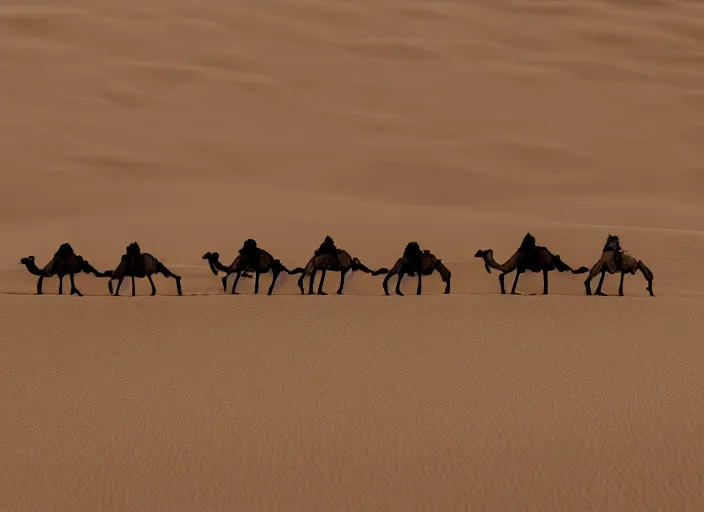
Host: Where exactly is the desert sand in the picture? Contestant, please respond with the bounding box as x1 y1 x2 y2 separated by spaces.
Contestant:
1 0 703 510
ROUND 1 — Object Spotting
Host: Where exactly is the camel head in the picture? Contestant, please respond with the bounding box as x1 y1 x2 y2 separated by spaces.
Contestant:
20 256 52 276
474 250 492 273
202 252 220 275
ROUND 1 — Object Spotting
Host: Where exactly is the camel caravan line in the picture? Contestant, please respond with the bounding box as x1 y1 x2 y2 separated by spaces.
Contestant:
19 234 655 297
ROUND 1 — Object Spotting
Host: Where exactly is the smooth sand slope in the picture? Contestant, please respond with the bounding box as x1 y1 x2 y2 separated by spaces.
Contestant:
2 296 704 512
2 0 704 510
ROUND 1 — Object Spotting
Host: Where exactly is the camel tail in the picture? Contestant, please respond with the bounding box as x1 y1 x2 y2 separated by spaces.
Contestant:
351 257 374 274
553 254 588 274
83 261 111 278
273 259 292 274
372 267 389 276
287 267 305 275
637 260 654 296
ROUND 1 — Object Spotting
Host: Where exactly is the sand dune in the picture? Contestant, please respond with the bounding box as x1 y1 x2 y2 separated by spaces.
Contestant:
2 0 704 510
2 296 704 511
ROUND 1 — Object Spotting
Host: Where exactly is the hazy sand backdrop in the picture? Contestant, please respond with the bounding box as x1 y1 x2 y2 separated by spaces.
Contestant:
1 0 704 510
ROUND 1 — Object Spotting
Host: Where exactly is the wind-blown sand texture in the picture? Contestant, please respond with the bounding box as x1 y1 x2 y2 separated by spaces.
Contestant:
1 0 704 510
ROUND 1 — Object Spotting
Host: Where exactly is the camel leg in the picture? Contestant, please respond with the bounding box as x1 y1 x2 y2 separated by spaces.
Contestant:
595 271 607 296
584 263 601 296
148 274 157 296
618 272 625 297
297 272 307 295
37 276 44 295
267 268 280 296
395 272 405 296
317 270 327 295
231 271 242 294
443 273 451 295
510 271 521 295
131 276 136 297
254 271 261 294
221 275 228 292
58 276 64 295
336 269 348 295
70 273 83 297
635 260 654 297
308 269 317 295
498 273 507 294
416 271 422 296
114 277 125 296
155 262 182 296
383 272 392 296
543 269 549 295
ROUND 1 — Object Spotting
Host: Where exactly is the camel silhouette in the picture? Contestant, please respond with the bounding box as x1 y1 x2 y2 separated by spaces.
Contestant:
202 239 295 295
20 243 110 296
474 233 588 295
382 242 451 295
294 236 388 295
584 234 654 296
107 242 182 296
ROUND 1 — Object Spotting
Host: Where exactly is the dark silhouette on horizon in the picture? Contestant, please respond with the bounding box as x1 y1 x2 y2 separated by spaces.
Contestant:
474 233 588 295
294 236 388 295
382 242 451 296
202 239 295 295
584 234 654 296
20 243 110 296
107 242 182 296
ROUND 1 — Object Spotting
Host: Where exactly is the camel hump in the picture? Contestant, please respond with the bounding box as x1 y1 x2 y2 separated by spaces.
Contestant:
336 251 352 267
143 253 159 273
404 242 422 260
315 236 338 257
54 243 75 259
240 239 259 258
520 233 536 251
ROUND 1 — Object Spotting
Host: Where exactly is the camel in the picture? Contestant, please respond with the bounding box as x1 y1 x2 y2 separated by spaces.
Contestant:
202 239 295 295
382 242 451 296
107 242 182 296
584 234 654 296
19 243 110 296
294 236 388 295
474 233 589 295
